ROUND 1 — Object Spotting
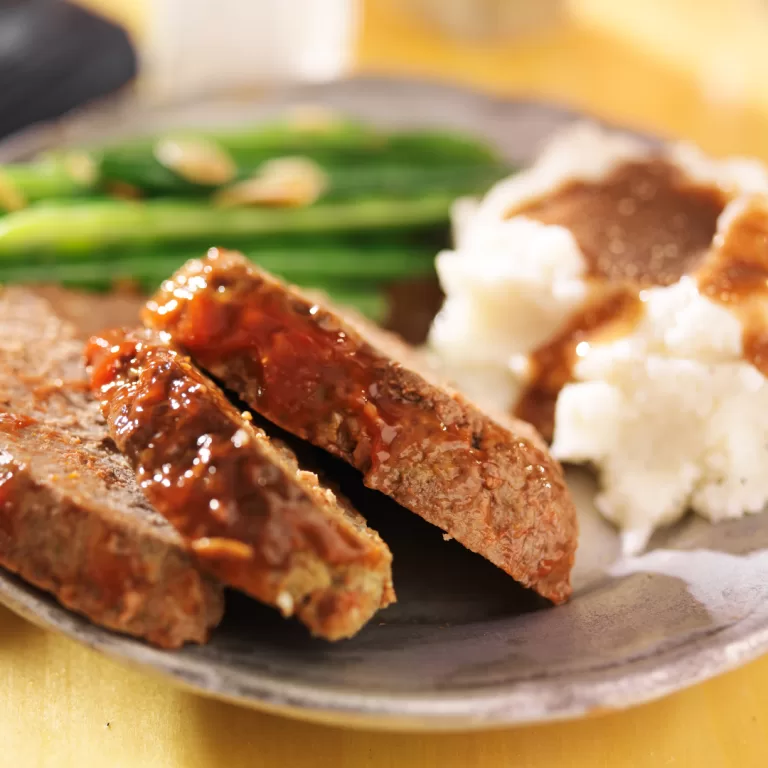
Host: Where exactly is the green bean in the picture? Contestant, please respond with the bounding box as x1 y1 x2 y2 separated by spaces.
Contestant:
0 244 435 283
0 255 390 320
0 156 96 209
0 195 455 255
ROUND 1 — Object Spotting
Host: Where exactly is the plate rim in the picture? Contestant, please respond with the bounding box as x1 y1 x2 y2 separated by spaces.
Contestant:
0 75 763 731
3 563 768 732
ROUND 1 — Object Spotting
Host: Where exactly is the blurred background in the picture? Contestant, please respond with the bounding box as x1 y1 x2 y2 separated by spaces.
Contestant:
1 0 767 158
2 6 768 762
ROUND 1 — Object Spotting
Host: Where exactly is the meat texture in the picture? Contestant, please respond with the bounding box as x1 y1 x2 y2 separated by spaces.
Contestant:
86 327 395 640
145 249 578 604
0 287 224 647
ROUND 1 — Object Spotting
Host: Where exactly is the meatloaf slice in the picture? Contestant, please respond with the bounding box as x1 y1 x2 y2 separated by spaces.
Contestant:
0 287 224 648
145 249 578 604
86 327 395 640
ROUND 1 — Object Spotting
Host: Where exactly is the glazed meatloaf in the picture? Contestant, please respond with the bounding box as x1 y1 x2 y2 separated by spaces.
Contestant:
86 327 395 640
0 287 224 647
145 249 578 603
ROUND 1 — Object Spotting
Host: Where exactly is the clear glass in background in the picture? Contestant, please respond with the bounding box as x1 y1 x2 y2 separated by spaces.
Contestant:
87 0 360 102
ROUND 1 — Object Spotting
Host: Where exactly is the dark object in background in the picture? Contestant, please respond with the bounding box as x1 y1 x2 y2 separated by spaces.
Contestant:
0 0 137 140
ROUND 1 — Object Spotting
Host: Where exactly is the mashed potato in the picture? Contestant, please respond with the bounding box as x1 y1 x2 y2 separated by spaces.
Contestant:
429 124 768 551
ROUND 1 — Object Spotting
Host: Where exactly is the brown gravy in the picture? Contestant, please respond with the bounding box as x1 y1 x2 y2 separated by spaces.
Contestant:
514 288 644 441
507 158 729 439
510 159 727 286
698 196 768 376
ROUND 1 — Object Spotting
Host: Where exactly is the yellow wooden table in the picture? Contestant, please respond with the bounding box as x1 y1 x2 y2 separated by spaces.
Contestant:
4 2 768 766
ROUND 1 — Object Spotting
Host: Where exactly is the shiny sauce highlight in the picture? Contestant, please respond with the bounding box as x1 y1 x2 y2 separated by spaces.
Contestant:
147 262 488 472
85 329 370 575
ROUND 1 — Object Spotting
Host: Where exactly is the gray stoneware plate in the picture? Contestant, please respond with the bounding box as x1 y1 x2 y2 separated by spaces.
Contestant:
2 78 768 732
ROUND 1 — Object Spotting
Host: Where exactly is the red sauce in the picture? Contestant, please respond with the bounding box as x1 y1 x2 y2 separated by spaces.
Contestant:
698 196 768 376
0 451 18 531
86 328 374 584
0 413 37 433
144 253 577 605
87 333 139 391
147 263 486 473
507 158 729 437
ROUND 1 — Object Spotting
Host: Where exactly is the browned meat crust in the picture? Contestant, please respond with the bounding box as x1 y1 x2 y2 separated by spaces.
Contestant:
31 285 146 340
86 328 395 640
145 250 578 604
0 287 224 648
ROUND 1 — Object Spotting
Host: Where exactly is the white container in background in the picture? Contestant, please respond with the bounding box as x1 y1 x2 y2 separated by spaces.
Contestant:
140 0 359 102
